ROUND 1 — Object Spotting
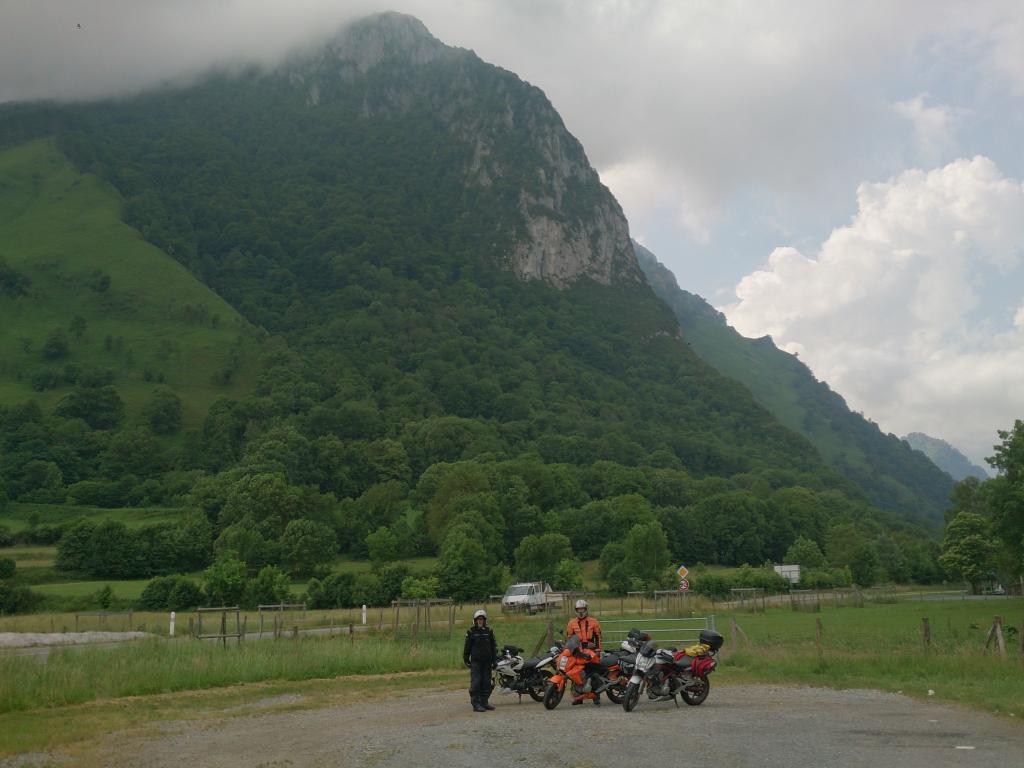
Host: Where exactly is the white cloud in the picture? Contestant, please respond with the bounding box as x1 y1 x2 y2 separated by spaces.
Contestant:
723 157 1024 463
4 1 1022 250
893 95 957 164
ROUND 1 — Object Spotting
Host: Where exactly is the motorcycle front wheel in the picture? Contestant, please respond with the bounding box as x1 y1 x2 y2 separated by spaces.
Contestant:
622 681 641 712
542 682 565 710
681 675 710 706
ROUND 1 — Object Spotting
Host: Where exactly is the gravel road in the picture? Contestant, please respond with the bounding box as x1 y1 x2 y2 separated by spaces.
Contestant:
48 683 1023 768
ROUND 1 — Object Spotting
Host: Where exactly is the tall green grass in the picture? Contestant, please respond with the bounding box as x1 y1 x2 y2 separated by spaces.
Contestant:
0 636 460 713
1 599 1020 718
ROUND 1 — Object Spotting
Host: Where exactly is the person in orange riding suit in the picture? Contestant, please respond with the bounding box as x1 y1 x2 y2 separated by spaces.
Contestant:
565 598 603 705
565 598 602 650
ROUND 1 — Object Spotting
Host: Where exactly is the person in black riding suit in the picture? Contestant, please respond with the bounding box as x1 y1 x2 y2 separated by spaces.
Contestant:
463 609 498 712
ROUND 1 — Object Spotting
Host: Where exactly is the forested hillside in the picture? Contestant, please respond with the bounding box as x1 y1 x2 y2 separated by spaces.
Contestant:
904 433 989 482
636 243 954 525
0 14 947 611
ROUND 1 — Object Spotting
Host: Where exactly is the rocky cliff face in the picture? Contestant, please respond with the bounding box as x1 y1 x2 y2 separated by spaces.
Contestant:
291 13 642 288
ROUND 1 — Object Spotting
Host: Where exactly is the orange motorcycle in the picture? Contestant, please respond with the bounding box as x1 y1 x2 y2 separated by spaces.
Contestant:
542 634 627 709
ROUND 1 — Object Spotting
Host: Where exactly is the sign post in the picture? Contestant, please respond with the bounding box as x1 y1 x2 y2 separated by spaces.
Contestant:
677 564 689 592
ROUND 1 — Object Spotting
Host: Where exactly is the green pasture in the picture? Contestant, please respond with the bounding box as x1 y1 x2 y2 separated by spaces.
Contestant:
0 502 189 533
0 546 55 568
0 139 254 423
30 580 150 600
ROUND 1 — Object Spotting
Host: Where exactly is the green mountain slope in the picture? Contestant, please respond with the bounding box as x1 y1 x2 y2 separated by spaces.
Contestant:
635 243 953 524
0 139 253 426
0 14 944 595
903 432 989 481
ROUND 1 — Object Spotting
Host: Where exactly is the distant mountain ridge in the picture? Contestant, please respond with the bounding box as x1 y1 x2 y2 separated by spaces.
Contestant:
635 242 954 524
903 433 989 481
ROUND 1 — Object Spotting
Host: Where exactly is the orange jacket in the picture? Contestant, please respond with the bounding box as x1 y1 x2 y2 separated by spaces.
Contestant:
565 615 602 650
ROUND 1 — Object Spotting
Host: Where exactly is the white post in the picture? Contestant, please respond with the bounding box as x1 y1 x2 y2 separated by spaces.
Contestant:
169 611 176 637
361 604 367 625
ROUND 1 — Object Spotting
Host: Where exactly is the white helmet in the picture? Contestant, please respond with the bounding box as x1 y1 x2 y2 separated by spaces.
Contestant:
473 609 487 621
575 599 588 614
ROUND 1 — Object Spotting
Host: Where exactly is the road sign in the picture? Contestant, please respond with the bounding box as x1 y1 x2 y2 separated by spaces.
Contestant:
676 564 689 580
678 579 689 592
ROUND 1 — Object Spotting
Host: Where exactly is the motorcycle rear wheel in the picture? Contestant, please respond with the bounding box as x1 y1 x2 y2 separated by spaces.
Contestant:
622 682 641 712
681 675 710 706
527 683 546 702
542 682 564 710
605 681 625 704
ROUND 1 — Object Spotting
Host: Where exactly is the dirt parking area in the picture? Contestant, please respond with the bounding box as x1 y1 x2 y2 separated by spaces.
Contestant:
14 684 1024 768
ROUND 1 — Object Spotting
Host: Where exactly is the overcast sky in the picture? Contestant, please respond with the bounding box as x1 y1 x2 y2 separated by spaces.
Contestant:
3 0 1022 465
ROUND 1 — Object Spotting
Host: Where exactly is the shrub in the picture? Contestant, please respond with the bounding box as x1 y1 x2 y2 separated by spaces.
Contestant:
0 583 39 614
306 571 357 609
30 369 61 391
244 566 293 608
139 575 202 610
691 573 731 600
0 558 15 579
401 575 440 598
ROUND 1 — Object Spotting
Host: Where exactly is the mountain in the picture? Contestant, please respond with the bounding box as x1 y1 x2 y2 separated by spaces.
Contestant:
635 242 954 524
0 13 941 589
903 433 989 481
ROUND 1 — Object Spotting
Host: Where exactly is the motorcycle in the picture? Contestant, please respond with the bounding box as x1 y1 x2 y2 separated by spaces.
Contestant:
494 642 559 702
542 634 634 709
622 629 724 712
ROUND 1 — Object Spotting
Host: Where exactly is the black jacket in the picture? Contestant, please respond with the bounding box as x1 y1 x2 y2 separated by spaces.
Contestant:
463 624 497 664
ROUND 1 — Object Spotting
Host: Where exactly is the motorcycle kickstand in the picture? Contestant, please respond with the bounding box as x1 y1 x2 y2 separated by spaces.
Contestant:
517 693 522 704
672 695 679 708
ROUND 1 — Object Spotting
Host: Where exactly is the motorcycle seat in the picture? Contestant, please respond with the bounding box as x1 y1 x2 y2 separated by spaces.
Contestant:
674 656 694 670
520 656 546 670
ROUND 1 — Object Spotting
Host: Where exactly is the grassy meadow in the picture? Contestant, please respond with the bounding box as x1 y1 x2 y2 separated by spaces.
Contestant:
0 139 254 426
1 502 189 534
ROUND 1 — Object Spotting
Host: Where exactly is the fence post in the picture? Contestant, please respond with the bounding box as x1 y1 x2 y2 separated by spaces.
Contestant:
995 616 1007 660
220 611 227 648
815 618 824 665
169 611 176 638
349 623 354 644
362 605 367 625
920 617 930 651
